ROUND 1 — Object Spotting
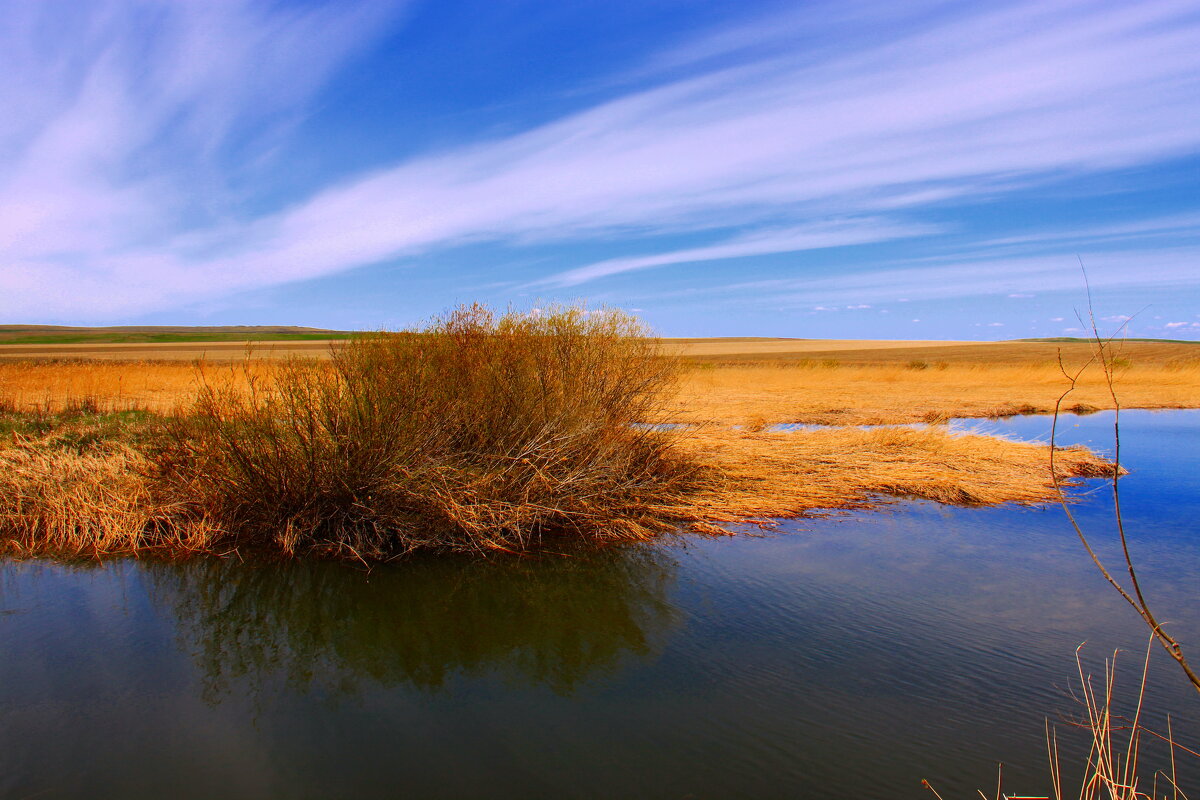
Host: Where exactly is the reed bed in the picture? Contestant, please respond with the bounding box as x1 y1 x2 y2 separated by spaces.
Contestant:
0 439 219 558
675 424 1115 526
0 309 1155 560
0 418 1115 560
148 304 703 559
0 358 251 414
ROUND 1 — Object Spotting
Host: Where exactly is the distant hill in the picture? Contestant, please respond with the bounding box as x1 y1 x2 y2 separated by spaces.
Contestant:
1012 337 1199 345
0 325 356 345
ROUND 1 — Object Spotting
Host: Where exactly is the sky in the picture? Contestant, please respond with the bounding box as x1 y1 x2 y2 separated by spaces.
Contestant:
2 0 1199 340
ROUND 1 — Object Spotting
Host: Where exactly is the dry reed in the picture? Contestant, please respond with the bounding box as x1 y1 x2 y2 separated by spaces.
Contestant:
0 439 218 558
0 358 265 415
0 416 1115 560
153 305 704 558
925 642 1196 800
675 424 1115 528
4 353 1197 426
0 309 1156 561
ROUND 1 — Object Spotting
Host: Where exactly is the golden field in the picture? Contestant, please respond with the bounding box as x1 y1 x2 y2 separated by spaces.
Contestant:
673 359 1200 427
1 338 1197 425
0 331 1192 559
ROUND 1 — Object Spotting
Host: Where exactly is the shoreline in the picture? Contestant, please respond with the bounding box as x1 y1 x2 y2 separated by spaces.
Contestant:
1 338 1194 561
0 405 1118 562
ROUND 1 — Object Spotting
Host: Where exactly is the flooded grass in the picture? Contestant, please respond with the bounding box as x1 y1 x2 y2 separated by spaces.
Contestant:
1 310 1173 561
0 412 1116 561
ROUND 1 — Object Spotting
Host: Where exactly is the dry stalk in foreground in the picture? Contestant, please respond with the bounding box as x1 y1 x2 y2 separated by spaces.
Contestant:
1049 310 1200 694
925 642 1195 800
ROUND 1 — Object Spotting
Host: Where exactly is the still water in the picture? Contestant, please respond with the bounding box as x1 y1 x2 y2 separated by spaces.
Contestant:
2 411 1198 799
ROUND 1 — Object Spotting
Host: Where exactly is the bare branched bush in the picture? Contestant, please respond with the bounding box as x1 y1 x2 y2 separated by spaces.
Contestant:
158 304 707 558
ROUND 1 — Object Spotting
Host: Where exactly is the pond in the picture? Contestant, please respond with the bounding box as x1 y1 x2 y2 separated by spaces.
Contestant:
2 410 1198 798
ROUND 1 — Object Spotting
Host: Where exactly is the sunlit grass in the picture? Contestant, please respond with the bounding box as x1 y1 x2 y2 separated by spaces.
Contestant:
0 309 1159 561
155 304 703 558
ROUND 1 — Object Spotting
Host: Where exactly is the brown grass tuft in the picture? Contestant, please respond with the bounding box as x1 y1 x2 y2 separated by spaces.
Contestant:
673 425 1116 528
0 441 218 558
1 317 1172 561
153 305 705 558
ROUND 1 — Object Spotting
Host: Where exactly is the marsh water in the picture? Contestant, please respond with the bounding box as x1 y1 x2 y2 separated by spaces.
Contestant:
2 411 1198 799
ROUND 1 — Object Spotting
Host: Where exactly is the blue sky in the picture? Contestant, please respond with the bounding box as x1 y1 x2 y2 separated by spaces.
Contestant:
3 0 1200 340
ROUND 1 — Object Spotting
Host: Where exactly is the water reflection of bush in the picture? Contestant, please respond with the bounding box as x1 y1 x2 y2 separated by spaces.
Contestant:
144 546 681 699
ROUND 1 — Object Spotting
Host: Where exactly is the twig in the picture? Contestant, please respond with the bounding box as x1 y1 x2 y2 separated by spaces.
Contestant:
1048 263 1200 694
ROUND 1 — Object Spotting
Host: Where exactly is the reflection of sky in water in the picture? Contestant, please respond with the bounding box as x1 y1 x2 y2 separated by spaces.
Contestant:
0 411 1196 799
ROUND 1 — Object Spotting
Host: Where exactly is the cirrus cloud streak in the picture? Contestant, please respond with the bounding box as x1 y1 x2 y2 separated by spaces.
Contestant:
2 0 1200 319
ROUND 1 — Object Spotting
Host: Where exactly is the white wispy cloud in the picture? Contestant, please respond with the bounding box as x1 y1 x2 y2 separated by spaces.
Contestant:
714 246 1200 306
529 219 938 288
0 0 405 318
3 0 1200 318
974 211 1200 249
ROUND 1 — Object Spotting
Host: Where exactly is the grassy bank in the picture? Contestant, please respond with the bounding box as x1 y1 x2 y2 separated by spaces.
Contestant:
0 407 1115 560
0 309 1133 560
3 307 703 559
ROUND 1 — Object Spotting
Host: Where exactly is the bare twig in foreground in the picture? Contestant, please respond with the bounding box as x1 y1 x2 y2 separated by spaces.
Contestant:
1049 267 1200 694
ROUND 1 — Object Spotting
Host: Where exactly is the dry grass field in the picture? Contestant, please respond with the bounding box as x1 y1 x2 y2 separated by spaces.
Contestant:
0 359 266 414
0 330 1192 559
5 331 1196 364
668 336 1200 365
673 360 1200 427
2 337 1196 424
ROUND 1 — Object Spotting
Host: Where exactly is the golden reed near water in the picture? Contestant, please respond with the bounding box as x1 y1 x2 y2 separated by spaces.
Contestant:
4 314 1193 560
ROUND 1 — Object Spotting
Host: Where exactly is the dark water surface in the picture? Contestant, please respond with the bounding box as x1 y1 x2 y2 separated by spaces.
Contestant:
2 411 1198 799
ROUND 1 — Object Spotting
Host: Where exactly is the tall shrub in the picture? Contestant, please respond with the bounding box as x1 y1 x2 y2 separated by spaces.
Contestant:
161 305 702 558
